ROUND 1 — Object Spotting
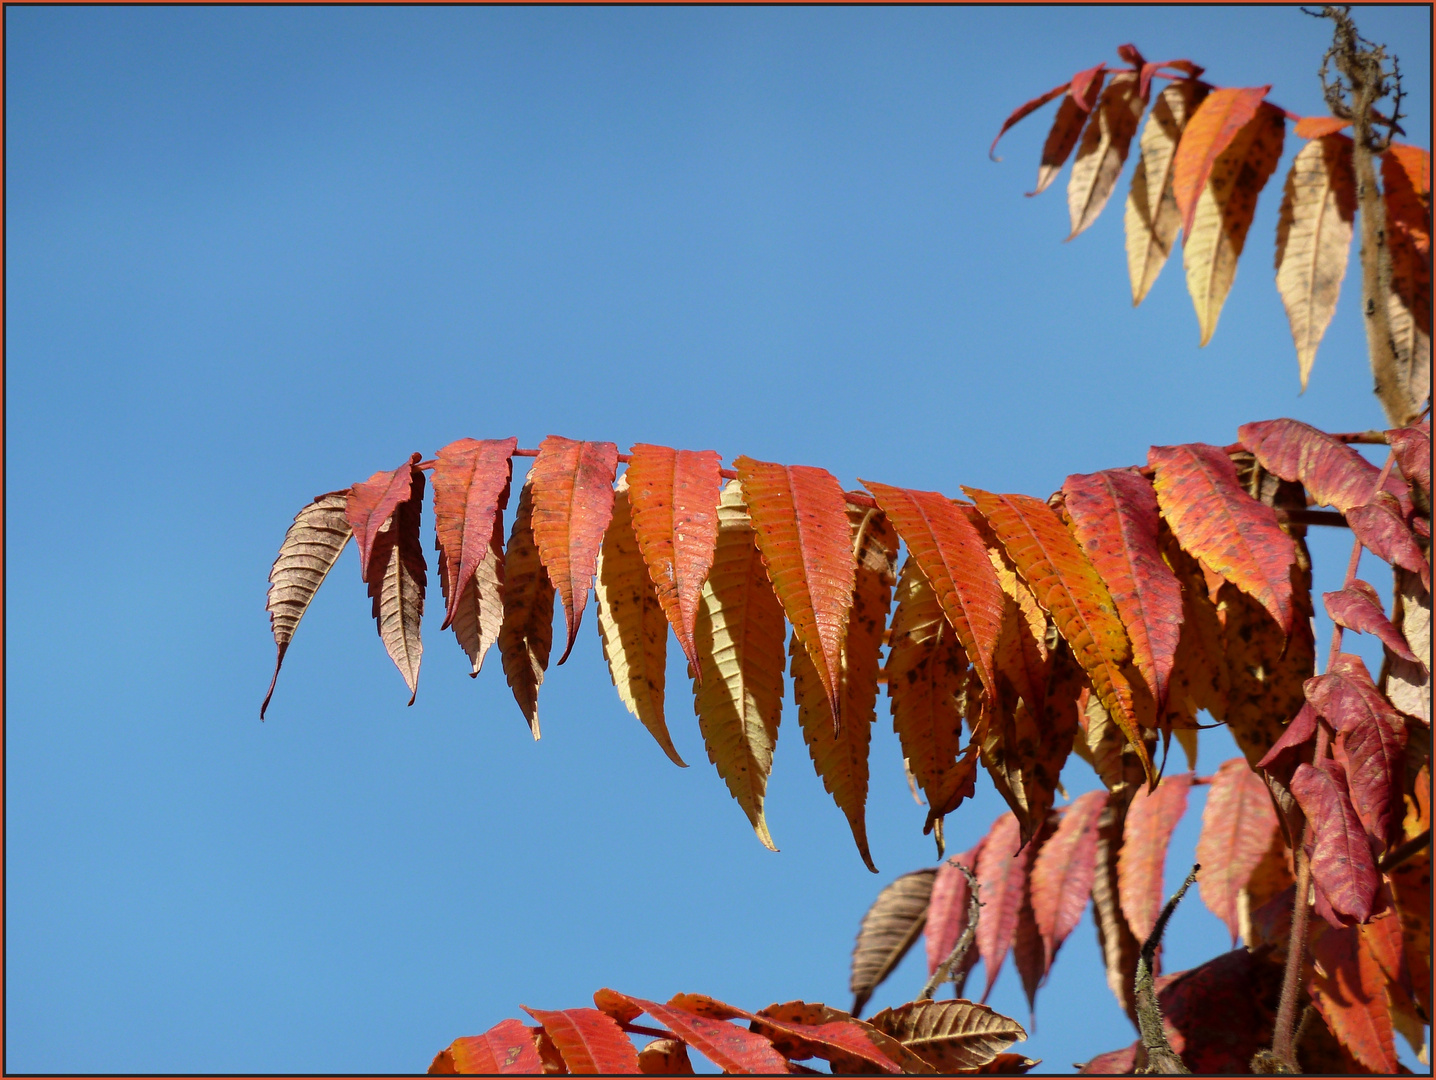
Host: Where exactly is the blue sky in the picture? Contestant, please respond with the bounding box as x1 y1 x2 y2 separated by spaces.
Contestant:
6 5 1429 1073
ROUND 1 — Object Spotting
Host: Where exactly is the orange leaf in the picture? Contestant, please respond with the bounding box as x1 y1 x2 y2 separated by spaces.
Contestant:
1308 924 1399 1073
1063 468 1182 716
1117 772 1193 943
528 436 620 665
521 1006 641 1074
1294 115 1350 139
434 1019 546 1074
432 438 518 673
636 1039 692 1075
1148 443 1296 635
1275 135 1357 389
498 479 555 738
1029 790 1106 972
1195 758 1279 943
624 444 723 673
1387 851 1432 1020
963 487 1154 788
974 812 1032 1004
734 456 854 723
1171 86 1271 238
1067 72 1146 238
862 480 1006 700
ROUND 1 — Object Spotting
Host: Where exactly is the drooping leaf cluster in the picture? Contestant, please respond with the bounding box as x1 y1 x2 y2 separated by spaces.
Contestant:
994 45 1430 402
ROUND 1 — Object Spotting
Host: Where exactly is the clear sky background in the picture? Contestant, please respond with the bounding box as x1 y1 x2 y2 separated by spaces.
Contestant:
6 5 1430 1074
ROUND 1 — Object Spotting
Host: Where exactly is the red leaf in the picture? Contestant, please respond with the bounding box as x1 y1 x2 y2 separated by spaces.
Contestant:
1195 759 1279 942
1290 759 1378 925
347 453 424 582
1257 701 1317 773
1148 442 1296 634
594 989 790 1074
1155 948 1286 1073
734 456 854 723
1347 492 1430 592
990 63 1105 161
624 444 723 672
1029 790 1105 972
528 436 620 665
1308 654 1409 851
1062 469 1183 714
926 841 984 982
1171 86 1272 237
975 813 1033 1003
442 1019 546 1074
521 1006 641 1074
861 480 1007 700
1118 773 1193 943
432 438 518 673
1012 894 1045 1018
1028 74 1110 197
1323 580 1420 663
1309 924 1399 1072
963 487 1153 786
1295 116 1351 139
1237 418 1411 515
1387 421 1431 503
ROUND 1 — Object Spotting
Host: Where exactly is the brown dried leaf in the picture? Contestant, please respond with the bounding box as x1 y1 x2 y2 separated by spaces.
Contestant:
1126 81 1209 305
866 999 1027 1073
851 867 937 1018
1068 72 1146 238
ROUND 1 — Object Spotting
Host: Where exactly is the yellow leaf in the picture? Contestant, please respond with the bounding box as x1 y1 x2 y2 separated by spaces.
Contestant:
791 504 898 873
1275 135 1357 390
595 477 685 767
1068 72 1145 239
1184 103 1285 345
498 479 554 739
1125 81 1209 306
692 479 787 850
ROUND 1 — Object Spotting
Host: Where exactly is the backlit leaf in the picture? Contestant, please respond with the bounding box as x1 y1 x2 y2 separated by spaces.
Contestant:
1171 86 1271 238
1030 790 1106 972
1237 417 1411 515
1125 81 1209 305
862 480 1007 700
1323 579 1419 662
692 480 787 851
1063 468 1182 715
433 1019 547 1074
1181 101 1285 344
1149 442 1296 634
592 990 788 1074
1294 115 1351 139
1308 924 1399 1073
1387 851 1432 1020
850 868 936 1018
529 436 620 665
975 812 1032 1004
1068 72 1145 238
624 444 723 672
1195 758 1279 943
262 491 352 718
1117 772 1192 943
792 504 898 872
886 556 972 826
1290 759 1379 926
674 995 910 1074
1274 134 1357 389
1347 492 1431 591
963 487 1153 787
432 438 517 674
595 477 683 767
521 1007 640 1074
926 840 984 997
990 63 1104 163
866 999 1027 1073
498 479 555 738
352 459 426 702
735 456 854 722
1387 421 1431 507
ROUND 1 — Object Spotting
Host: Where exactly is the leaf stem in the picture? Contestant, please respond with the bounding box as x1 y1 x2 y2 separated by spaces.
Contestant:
918 863 981 1000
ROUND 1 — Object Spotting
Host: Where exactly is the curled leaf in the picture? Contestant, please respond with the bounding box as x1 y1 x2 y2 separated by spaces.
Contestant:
498 479 555 738
1290 759 1379 926
1323 580 1419 663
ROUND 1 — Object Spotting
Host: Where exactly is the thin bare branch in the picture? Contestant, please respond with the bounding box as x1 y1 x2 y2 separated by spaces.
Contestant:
919 864 981 1000
1134 865 1199 1075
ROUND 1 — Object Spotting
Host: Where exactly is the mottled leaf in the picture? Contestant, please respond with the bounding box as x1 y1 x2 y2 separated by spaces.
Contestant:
1030 790 1106 972
793 505 897 872
529 436 620 665
862 480 1007 700
1347 492 1430 591
592 990 788 1074
866 1000 1027 1073
1068 72 1145 238
498 479 555 738
1196 758 1279 942
735 456 854 722
521 1007 641 1074
1117 772 1192 943
754 1000 934 1076
1323 579 1419 662
926 841 983 993
1387 421 1431 507
1237 417 1410 515
1387 850 1432 1019
1125 81 1209 305
347 453 423 580
624 443 723 672
692 480 787 851
1290 759 1379 926
1181 100 1286 344
1149 442 1295 633
636 1039 692 1075
595 477 683 766
975 812 1033 1003
1152 947 1286 1073
1274 134 1357 389
432 1019 547 1074
262 491 352 718
352 460 427 702
1171 86 1271 237
1063 468 1182 715
851 867 936 1017
432 438 517 674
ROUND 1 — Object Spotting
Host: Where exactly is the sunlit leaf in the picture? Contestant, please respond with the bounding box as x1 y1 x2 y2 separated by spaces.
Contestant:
1195 758 1279 943
1323 579 1419 663
1117 772 1192 943
1067 72 1146 237
1290 759 1379 926
866 999 1027 1073
521 1007 641 1074
430 1018 545 1075
1125 81 1209 305
850 867 937 1018
498 479 555 738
